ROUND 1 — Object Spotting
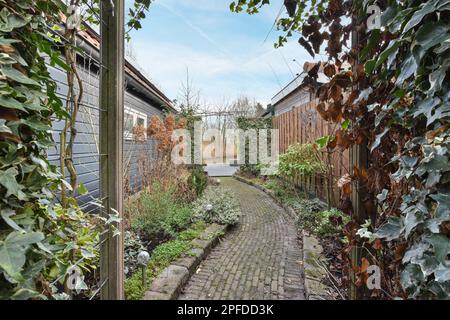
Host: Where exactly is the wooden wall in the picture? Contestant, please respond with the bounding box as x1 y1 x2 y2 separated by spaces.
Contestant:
272 99 349 207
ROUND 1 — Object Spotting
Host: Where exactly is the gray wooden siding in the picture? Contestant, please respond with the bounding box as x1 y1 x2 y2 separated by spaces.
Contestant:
274 88 312 116
48 61 165 208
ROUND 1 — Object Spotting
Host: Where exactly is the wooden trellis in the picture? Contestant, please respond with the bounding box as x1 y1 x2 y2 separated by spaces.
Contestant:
99 0 125 300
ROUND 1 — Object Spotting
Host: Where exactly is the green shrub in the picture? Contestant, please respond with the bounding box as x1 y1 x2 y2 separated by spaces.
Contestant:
292 199 349 237
124 230 145 277
277 143 326 178
124 221 208 300
192 187 241 225
128 182 193 239
187 168 208 196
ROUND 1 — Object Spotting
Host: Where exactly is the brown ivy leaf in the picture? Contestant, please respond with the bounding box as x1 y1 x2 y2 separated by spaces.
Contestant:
373 239 383 250
336 129 352 149
0 44 15 54
338 173 352 195
361 257 369 273
284 0 297 17
0 109 19 121
298 37 315 58
324 63 336 78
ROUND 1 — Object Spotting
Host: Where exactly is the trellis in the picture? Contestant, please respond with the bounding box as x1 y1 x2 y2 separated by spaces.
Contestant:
98 0 125 300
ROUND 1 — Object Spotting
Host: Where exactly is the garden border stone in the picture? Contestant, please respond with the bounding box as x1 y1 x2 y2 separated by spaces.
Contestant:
233 174 334 300
143 223 229 300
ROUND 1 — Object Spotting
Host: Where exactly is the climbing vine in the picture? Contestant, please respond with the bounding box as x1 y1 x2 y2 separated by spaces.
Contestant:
231 0 450 299
0 0 153 299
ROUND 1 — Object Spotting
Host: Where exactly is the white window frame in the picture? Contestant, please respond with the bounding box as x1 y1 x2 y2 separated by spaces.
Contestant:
124 106 148 141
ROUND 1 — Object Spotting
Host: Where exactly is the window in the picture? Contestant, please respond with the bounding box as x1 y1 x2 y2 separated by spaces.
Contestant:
124 106 147 141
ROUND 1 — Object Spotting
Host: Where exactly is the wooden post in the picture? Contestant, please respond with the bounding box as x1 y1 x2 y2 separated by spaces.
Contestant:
100 0 125 300
349 17 369 300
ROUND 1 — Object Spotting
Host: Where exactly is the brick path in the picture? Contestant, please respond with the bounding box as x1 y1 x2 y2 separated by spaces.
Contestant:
179 178 305 300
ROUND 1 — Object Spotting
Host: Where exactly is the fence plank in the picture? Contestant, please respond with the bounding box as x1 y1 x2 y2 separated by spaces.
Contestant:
273 100 349 206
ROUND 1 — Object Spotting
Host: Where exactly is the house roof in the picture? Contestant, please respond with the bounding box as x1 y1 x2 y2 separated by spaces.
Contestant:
271 62 329 107
77 23 177 113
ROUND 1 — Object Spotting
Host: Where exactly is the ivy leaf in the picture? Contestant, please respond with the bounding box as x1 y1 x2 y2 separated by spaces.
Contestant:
400 263 424 289
375 216 405 241
426 234 450 263
0 167 27 200
0 119 12 133
20 118 51 132
414 22 449 53
0 8 30 32
0 96 27 111
0 231 44 282
370 128 389 152
395 55 417 85
403 0 438 33
402 242 429 264
360 29 380 60
375 41 400 69
1 209 23 231
1 66 40 86
405 209 423 237
434 264 450 283
10 288 42 300
78 182 88 195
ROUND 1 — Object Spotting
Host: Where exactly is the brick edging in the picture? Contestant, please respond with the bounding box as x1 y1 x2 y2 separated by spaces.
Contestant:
143 223 230 300
233 174 334 300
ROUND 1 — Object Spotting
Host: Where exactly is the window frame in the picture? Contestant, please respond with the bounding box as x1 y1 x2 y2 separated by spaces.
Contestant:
124 106 148 141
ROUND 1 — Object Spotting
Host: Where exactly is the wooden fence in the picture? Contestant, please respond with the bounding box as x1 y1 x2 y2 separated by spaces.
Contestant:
272 99 349 207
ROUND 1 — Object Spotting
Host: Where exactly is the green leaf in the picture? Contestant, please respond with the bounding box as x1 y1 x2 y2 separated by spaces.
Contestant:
1 66 40 86
1 209 23 231
0 96 27 111
0 119 12 133
315 135 333 149
78 182 88 195
341 119 350 130
375 41 400 69
426 234 450 263
20 118 51 132
364 59 376 74
403 1 439 33
395 55 417 85
0 231 44 281
375 216 405 241
0 8 30 32
10 288 41 300
370 128 389 152
434 264 450 282
360 29 380 60
0 167 27 200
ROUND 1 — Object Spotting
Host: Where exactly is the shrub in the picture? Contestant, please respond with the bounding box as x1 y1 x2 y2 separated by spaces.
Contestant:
291 198 349 237
192 187 241 225
187 168 208 197
124 230 146 277
315 208 351 237
277 143 326 178
124 221 208 300
127 182 193 239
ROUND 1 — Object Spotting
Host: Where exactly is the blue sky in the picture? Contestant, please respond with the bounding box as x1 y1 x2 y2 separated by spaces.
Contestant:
127 0 315 107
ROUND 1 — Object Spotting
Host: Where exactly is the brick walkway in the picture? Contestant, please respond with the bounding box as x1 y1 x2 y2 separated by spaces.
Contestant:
179 178 305 300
